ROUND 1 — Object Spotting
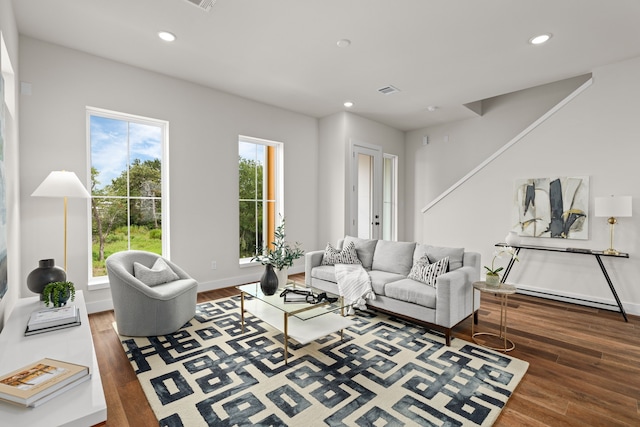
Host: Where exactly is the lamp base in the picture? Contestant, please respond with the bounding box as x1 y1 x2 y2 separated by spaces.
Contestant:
603 248 620 255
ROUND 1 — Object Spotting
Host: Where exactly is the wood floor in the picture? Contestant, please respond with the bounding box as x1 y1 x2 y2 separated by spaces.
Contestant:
88 274 640 426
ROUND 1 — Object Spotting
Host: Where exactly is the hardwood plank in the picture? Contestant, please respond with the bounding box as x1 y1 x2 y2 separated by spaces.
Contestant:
89 275 640 426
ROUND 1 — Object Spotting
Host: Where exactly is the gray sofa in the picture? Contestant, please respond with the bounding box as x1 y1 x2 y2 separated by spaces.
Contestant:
305 236 480 345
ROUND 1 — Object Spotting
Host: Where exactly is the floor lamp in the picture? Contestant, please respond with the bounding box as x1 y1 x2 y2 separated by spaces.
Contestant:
32 171 90 272
594 195 632 255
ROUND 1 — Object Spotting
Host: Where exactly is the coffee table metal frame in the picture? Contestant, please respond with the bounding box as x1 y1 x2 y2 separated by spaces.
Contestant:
238 281 353 364
472 281 517 352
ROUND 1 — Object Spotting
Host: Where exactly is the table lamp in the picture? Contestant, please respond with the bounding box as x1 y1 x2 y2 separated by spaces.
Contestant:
594 195 632 255
32 171 90 271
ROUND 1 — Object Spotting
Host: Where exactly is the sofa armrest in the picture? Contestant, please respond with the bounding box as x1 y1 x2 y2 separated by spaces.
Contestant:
305 250 325 286
462 251 481 281
435 265 476 328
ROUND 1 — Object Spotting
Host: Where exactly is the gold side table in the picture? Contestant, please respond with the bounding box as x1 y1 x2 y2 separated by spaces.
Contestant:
472 281 517 352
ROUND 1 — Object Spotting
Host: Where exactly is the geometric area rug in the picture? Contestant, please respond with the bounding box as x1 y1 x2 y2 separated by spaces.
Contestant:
117 296 529 427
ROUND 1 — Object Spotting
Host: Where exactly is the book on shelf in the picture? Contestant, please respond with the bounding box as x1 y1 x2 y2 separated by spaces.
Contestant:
27 305 79 329
0 358 90 407
24 319 81 336
25 306 81 336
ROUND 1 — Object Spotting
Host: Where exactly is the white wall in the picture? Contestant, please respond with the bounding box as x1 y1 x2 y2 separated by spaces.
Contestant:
318 113 347 246
19 36 319 313
408 57 640 316
0 0 20 328
405 74 591 240
317 112 405 248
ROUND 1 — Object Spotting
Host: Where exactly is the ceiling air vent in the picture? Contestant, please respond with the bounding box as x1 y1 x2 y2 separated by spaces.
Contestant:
183 0 216 11
378 85 401 95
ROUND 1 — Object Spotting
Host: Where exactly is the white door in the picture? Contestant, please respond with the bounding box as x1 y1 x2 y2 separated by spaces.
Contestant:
350 143 383 239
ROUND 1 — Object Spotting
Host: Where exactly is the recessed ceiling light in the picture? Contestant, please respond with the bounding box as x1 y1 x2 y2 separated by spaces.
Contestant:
158 31 177 42
427 106 438 112
344 101 354 108
337 39 351 48
529 33 552 45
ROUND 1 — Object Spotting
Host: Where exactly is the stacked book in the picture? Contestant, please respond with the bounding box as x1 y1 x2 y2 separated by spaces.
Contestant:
24 305 81 336
0 358 90 407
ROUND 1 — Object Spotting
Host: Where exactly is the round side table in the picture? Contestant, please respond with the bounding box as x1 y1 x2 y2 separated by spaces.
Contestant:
472 281 517 352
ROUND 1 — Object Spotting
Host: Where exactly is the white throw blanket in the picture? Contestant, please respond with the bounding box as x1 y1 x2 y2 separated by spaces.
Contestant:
334 263 375 314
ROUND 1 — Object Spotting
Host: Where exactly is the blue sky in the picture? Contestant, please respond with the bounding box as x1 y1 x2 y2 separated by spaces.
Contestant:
239 140 265 163
90 116 162 191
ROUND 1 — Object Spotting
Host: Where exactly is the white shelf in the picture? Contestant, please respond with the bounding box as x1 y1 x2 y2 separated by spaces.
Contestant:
243 299 356 345
0 291 107 426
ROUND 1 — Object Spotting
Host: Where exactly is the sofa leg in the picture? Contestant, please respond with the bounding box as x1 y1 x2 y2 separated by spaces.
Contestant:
445 330 451 346
474 310 479 325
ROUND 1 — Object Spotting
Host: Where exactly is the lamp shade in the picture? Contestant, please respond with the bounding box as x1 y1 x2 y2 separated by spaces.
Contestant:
31 171 90 198
594 196 632 217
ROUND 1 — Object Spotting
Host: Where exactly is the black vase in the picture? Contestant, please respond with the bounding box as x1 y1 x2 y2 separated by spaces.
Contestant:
27 259 66 299
260 264 279 296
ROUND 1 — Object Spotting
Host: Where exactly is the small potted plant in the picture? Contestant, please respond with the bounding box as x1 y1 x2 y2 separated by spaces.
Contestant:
252 217 304 294
42 281 76 307
484 246 519 287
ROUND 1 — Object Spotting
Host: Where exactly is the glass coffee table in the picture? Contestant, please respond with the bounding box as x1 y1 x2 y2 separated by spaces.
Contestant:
237 281 355 364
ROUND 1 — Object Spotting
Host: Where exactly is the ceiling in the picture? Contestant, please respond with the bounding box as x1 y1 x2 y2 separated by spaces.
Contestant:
12 0 640 131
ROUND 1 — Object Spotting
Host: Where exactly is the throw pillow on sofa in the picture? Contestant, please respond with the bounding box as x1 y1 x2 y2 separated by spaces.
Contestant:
321 241 361 266
343 236 378 270
133 257 179 286
408 255 449 288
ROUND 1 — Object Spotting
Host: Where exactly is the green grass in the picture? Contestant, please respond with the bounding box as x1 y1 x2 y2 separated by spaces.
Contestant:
92 226 162 277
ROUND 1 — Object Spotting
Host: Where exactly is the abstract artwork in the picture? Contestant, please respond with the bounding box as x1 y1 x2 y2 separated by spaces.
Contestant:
512 176 589 240
0 75 6 299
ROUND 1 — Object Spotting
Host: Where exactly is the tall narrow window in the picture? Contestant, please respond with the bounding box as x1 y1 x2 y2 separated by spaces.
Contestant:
383 154 398 241
88 108 169 281
238 136 282 263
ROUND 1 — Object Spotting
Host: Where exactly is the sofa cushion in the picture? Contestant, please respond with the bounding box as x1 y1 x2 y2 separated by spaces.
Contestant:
414 244 465 271
343 236 378 270
384 278 437 309
368 270 406 296
408 255 449 288
310 265 337 283
372 240 416 276
321 241 361 266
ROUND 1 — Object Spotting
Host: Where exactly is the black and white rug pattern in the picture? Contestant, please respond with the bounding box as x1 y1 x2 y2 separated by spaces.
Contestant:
119 297 528 426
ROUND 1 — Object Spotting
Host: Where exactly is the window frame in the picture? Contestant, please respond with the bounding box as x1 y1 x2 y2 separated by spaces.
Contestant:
86 106 170 288
238 135 283 266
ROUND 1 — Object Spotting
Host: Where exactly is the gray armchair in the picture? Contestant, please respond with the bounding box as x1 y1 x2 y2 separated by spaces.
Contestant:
106 250 198 336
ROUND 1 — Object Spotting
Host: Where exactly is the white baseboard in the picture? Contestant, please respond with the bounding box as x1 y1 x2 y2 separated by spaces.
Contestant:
515 284 639 318
85 299 114 314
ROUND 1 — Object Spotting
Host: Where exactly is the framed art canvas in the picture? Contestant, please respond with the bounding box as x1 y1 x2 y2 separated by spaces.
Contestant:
512 176 589 240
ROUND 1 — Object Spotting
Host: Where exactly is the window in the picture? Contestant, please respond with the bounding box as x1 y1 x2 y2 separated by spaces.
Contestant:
382 154 398 241
87 108 169 281
238 136 282 263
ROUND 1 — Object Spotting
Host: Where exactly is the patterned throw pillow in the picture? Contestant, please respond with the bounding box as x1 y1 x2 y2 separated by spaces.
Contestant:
321 241 362 266
408 255 449 288
134 257 180 287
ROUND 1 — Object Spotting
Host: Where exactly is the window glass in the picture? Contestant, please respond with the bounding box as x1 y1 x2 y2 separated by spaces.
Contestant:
89 110 167 278
239 137 281 262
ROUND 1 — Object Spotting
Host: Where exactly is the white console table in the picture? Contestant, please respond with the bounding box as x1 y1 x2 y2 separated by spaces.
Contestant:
0 291 107 426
